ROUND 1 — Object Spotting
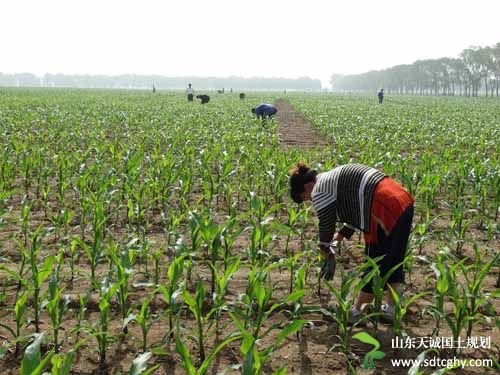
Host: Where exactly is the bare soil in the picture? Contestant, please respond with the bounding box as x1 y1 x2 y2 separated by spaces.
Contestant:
275 99 329 150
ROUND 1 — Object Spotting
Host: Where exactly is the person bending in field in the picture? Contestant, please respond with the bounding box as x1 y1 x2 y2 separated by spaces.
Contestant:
378 89 384 104
196 94 210 104
186 83 194 102
251 103 277 120
289 162 414 323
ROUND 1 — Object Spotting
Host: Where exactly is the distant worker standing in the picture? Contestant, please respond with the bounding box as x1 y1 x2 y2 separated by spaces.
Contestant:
251 103 278 119
378 89 384 104
186 83 194 102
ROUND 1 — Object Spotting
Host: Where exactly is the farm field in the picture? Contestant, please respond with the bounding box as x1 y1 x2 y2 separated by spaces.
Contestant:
0 88 499 374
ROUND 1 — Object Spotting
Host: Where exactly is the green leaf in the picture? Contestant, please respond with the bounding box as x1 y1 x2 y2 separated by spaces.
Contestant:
254 280 265 308
275 320 306 348
242 344 256 375
284 290 305 304
129 352 156 375
352 332 380 350
198 334 241 375
175 335 196 375
57 348 77 375
273 368 287 375
21 334 44 375
408 349 439 375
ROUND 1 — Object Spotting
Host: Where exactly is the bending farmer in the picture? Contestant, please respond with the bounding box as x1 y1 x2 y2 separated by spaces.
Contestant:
251 103 278 119
289 162 414 322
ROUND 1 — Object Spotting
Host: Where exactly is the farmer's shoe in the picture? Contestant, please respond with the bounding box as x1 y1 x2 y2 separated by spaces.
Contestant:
380 303 395 324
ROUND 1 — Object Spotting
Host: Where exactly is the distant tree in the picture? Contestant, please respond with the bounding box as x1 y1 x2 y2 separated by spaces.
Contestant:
330 41 500 97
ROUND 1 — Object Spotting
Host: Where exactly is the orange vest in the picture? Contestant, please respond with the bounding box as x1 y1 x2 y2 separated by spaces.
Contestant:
364 177 414 244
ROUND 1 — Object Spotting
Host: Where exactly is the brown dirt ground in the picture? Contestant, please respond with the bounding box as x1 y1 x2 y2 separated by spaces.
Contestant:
275 99 329 150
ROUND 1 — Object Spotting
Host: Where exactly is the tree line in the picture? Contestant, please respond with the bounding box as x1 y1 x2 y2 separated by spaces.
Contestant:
0 73 321 91
331 42 500 96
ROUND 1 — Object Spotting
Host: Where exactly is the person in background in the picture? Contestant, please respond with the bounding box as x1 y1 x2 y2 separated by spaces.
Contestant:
196 94 210 104
378 89 384 104
288 162 414 323
251 103 278 120
186 83 194 102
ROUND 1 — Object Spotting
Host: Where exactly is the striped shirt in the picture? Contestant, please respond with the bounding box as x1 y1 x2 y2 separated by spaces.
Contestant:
312 164 386 241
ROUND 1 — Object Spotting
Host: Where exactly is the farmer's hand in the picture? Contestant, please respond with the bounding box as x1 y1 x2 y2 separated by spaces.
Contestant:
333 232 344 242
320 253 337 281
319 244 330 258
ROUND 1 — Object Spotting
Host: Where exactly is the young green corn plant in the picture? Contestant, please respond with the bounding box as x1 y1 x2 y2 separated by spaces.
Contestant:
425 249 467 337
427 250 472 355
159 254 186 339
75 191 107 288
280 206 304 258
459 246 499 338
248 218 273 266
151 245 164 287
491 170 500 222
322 262 378 357
199 149 216 209
74 293 89 340
233 264 305 343
230 314 305 375
188 211 224 295
87 278 122 366
75 169 91 242
48 339 86 375
160 208 184 254
68 237 80 284
29 226 56 333
364 255 405 332
0 189 14 230
46 274 70 352
207 256 240 333
246 192 281 265
220 217 242 271
280 251 305 295
20 198 32 248
448 202 474 257
129 294 158 353
12 238 29 299
182 279 210 363
0 291 28 357
387 285 430 336
20 333 53 375
187 215 202 283
55 155 70 211
21 150 33 197
108 239 136 334
40 181 52 219
443 284 470 356
413 209 441 256
176 323 240 375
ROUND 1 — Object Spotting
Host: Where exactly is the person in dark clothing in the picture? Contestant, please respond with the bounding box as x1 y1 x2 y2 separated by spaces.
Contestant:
196 94 210 104
186 83 194 102
378 89 384 104
239 93 245 100
251 103 277 119
289 162 414 323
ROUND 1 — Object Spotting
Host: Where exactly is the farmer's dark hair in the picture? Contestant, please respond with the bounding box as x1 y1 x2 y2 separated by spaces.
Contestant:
251 107 256 113
289 162 317 203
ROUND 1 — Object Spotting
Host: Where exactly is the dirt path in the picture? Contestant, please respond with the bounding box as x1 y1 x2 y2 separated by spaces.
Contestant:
275 99 329 150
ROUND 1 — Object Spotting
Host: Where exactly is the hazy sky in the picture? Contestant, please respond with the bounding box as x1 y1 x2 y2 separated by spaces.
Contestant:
2 0 500 87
